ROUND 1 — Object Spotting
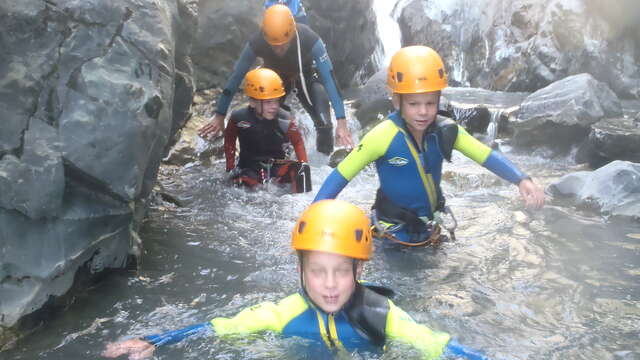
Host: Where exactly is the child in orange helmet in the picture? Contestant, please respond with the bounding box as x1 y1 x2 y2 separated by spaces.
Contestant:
103 200 489 359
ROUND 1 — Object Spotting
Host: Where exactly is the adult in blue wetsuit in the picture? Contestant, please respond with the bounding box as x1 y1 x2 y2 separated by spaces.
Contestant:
199 4 353 155
264 0 308 24
314 46 545 246
103 200 490 360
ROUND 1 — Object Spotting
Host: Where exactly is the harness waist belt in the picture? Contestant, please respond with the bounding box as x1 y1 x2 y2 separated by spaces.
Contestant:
373 188 433 236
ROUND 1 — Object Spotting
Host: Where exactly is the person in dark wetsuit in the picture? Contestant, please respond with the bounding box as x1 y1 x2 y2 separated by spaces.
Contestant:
199 4 353 155
224 67 311 193
264 0 308 24
103 200 490 360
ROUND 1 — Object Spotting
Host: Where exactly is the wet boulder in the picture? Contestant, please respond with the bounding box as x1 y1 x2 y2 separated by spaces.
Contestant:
306 0 380 88
512 74 622 152
396 0 640 99
190 0 262 90
352 69 394 129
548 160 640 221
0 0 196 345
575 116 640 169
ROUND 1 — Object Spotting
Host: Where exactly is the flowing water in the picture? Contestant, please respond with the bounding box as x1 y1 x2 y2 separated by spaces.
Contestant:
4 1 640 357
4 103 640 359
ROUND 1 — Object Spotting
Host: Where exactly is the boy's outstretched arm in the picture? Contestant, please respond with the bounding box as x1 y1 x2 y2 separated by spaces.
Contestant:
102 322 212 359
445 339 492 360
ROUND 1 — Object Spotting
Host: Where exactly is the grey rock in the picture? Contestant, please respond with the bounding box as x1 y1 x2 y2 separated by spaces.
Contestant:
306 0 379 88
575 116 640 168
328 148 350 168
352 69 394 128
0 0 196 342
512 73 622 151
0 185 133 328
0 120 64 219
548 160 640 220
396 0 640 99
191 0 263 90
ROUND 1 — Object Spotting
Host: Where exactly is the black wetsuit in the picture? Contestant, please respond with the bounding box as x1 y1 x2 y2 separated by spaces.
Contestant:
224 106 311 192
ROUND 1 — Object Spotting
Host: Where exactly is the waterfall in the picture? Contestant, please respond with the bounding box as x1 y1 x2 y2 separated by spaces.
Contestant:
485 108 503 146
372 0 402 69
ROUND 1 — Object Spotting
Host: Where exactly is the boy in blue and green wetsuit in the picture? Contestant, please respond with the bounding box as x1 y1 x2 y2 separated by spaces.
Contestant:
103 200 489 359
314 46 545 246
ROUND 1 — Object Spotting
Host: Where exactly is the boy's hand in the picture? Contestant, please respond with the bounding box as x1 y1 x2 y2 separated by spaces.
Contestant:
102 339 156 359
518 178 545 210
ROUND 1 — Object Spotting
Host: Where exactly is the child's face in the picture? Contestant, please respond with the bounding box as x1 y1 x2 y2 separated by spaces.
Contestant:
301 251 359 313
393 91 440 135
249 98 281 120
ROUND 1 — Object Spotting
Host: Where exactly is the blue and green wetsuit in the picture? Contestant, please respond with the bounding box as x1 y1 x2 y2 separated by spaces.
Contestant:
314 111 529 244
141 284 487 359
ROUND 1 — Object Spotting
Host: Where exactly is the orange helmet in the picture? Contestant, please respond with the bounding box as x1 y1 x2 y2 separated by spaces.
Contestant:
243 68 286 99
262 4 296 45
292 200 372 260
387 45 448 94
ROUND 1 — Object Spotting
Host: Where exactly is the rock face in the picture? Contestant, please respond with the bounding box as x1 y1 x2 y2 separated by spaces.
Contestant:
306 0 379 88
575 116 640 168
0 0 195 342
396 0 640 99
191 0 380 90
190 0 263 90
512 74 621 152
548 160 640 221
352 69 393 128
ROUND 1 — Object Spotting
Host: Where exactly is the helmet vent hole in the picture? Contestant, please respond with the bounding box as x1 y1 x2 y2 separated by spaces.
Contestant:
396 72 403 82
298 221 306 234
355 229 363 242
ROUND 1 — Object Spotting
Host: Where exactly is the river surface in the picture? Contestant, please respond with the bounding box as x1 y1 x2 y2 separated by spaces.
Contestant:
4 100 640 360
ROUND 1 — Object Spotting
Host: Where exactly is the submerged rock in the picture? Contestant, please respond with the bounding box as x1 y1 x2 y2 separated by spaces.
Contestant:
548 160 640 221
575 116 640 168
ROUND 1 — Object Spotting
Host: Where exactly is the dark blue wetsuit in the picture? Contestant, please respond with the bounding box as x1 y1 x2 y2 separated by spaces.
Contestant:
314 111 529 245
264 0 308 24
215 24 344 155
139 284 489 359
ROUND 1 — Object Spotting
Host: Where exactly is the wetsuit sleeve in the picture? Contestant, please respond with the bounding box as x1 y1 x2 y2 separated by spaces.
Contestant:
444 339 492 360
313 120 396 202
453 125 528 184
384 300 450 360
223 116 239 171
143 322 213 346
287 122 308 162
311 39 345 119
210 294 308 335
215 44 257 116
